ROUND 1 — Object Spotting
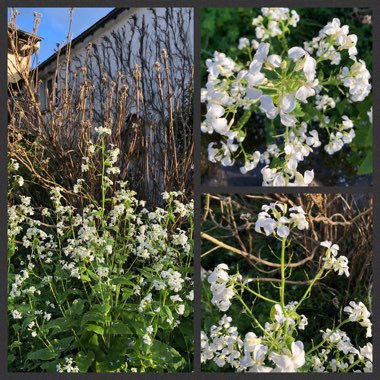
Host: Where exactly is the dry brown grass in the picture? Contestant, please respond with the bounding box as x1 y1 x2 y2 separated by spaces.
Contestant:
8 10 193 208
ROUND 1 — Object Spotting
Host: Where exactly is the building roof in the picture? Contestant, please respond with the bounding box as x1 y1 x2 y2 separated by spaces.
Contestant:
8 26 42 42
38 8 127 71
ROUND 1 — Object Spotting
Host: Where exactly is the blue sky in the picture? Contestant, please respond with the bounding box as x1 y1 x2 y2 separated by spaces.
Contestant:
9 8 114 64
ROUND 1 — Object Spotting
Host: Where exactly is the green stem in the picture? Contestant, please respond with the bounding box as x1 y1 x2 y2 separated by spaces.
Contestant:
344 359 364 372
240 283 278 304
294 268 327 313
280 238 287 310
234 292 269 337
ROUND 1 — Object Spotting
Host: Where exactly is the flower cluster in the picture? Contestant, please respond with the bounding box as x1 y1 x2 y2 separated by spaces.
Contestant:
56 358 80 373
344 301 372 338
311 331 372 372
207 264 240 312
252 8 300 41
255 202 308 238
202 314 307 372
202 8 372 186
320 241 350 277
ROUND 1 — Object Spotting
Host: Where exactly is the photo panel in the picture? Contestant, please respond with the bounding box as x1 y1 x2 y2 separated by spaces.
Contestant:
7 7 194 373
200 8 372 187
201 193 373 372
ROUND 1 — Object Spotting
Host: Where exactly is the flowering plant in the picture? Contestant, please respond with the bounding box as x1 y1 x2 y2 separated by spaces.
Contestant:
202 201 372 372
202 8 372 185
8 129 194 372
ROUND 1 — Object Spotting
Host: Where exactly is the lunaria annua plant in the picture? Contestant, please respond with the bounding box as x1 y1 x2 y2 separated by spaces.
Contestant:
202 202 372 372
8 128 194 372
201 8 372 186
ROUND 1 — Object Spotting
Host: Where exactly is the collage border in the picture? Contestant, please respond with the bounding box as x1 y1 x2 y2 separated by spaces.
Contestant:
0 0 378 378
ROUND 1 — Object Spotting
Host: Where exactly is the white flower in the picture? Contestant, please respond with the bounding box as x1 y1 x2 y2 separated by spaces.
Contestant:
12 310 22 319
260 95 279 119
289 206 309 230
332 255 350 277
176 304 185 315
96 266 109 278
81 157 90 172
288 46 316 81
344 301 372 337
291 169 314 186
261 166 286 186
202 104 229 135
240 151 261 174
266 54 282 68
255 213 288 238
273 304 295 325
359 343 372 362
208 264 235 312
243 332 262 352
316 94 336 111
321 18 349 40
279 95 297 127
207 142 235 167
298 315 308 330
270 341 305 372
339 60 371 102
306 130 321 147
95 126 112 136
320 241 340 256
142 334 152 346
238 37 250 50
295 79 319 103
206 51 236 80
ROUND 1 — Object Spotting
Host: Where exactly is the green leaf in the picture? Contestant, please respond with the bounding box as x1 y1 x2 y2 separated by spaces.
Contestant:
92 304 112 315
88 333 99 348
149 340 186 371
40 361 59 372
81 304 112 325
354 121 372 149
110 276 135 287
236 109 252 129
106 321 132 335
53 336 74 352
163 305 173 322
138 267 157 279
75 351 95 372
81 274 91 282
43 317 70 335
357 151 372 175
71 299 86 316
84 324 104 335
27 348 56 361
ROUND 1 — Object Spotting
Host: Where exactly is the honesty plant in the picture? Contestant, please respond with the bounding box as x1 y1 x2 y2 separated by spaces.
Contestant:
201 8 372 185
8 129 194 372
202 202 372 372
